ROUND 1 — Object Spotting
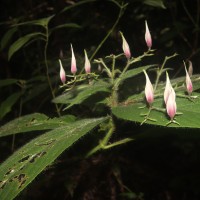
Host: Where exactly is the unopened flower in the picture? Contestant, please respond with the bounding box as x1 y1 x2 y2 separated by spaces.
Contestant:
143 70 154 105
71 44 77 74
84 50 91 74
120 32 131 59
166 89 177 120
59 59 66 84
185 64 193 95
164 72 175 105
145 20 152 50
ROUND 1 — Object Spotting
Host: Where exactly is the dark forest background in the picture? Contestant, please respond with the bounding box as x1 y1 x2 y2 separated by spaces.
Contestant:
1 0 200 199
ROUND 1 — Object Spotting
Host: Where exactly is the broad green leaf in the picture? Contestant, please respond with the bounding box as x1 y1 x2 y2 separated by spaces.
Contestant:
0 113 76 137
0 117 107 200
12 15 54 27
0 27 18 50
0 92 21 120
112 92 200 128
8 32 44 60
143 0 166 9
53 81 111 109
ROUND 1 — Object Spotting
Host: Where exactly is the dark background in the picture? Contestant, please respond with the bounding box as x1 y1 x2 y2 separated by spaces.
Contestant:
1 0 200 199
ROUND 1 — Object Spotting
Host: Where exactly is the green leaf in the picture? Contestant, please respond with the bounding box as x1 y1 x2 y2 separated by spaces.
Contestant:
8 32 44 60
0 113 76 137
118 64 156 85
12 15 54 27
0 79 20 88
0 92 21 120
50 23 81 34
53 81 111 109
112 92 200 128
143 0 166 9
60 0 96 13
0 27 18 50
0 117 107 200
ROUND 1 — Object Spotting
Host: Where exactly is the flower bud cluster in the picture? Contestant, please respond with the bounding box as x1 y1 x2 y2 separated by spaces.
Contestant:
59 45 91 84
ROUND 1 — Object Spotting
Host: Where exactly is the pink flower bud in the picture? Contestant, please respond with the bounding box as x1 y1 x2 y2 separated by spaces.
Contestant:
145 20 152 50
120 32 131 59
166 89 177 120
164 72 175 105
84 50 91 74
59 59 66 84
185 64 193 95
143 70 154 104
71 44 77 74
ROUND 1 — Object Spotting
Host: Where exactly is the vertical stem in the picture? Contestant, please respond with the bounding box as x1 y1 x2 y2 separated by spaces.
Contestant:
89 3 127 61
86 117 115 157
44 26 61 116
111 55 116 84
101 118 115 145
154 53 178 91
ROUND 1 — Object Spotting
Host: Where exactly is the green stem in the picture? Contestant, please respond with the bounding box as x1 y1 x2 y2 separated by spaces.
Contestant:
111 55 116 84
86 118 115 157
113 50 154 92
102 138 133 149
89 2 127 61
113 59 130 91
154 53 178 91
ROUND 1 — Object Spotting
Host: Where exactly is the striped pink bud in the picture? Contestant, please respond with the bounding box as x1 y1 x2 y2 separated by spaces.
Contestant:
164 72 175 105
166 89 177 120
143 70 154 104
120 32 131 59
71 44 77 74
84 50 91 74
145 20 152 50
59 59 66 84
185 64 193 95
164 72 177 120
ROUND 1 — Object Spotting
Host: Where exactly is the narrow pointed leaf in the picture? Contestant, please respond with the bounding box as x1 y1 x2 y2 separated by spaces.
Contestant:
1 27 18 50
0 117 107 200
53 81 111 109
143 0 166 9
0 79 20 88
0 92 21 120
8 32 44 60
50 23 81 33
12 15 54 27
60 0 96 13
0 113 76 137
117 65 156 85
